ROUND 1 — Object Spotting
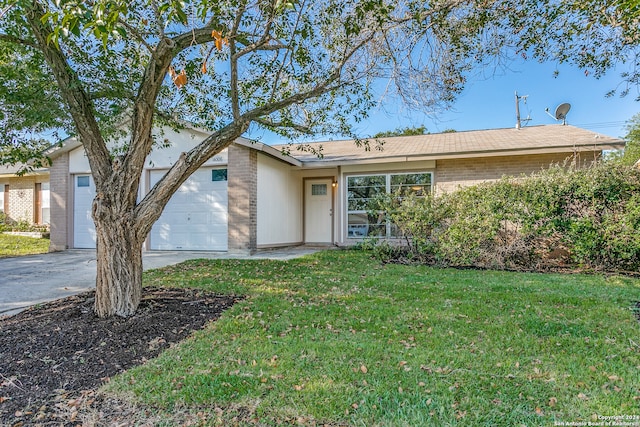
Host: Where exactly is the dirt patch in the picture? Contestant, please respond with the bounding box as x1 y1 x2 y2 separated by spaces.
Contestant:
0 287 242 426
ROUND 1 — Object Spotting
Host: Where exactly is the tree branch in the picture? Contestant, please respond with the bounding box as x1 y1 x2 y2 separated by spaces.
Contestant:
25 0 111 182
270 0 306 101
123 25 220 204
229 3 247 121
233 1 278 59
150 0 165 39
133 120 248 237
117 18 157 56
254 117 313 134
0 33 37 48
0 3 14 21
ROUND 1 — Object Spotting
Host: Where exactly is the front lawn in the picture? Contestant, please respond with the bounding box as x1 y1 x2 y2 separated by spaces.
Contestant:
0 233 50 258
105 250 640 426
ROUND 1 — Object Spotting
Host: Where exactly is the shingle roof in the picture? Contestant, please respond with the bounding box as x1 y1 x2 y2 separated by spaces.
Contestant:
275 125 624 166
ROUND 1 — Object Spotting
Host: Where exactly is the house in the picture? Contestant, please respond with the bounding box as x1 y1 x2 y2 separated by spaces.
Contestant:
44 124 623 252
0 164 50 226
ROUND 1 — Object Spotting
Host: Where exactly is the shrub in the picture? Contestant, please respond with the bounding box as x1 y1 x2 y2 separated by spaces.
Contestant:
369 161 640 272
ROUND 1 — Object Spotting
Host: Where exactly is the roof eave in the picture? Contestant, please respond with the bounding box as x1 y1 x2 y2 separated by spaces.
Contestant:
296 143 624 167
234 138 302 167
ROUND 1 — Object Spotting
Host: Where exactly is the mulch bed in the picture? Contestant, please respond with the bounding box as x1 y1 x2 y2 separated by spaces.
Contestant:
0 287 242 426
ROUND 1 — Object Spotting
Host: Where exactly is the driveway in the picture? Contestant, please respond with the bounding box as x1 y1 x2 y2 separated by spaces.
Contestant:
0 247 322 317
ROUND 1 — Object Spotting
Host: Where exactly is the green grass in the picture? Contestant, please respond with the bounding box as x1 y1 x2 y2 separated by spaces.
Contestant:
0 233 50 258
106 250 640 426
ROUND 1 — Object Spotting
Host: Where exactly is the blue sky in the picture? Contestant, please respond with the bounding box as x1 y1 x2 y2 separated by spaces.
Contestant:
250 58 638 144
357 59 639 140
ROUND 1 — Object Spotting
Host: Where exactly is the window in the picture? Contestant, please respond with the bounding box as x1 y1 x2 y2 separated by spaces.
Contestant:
212 168 228 182
347 172 432 238
311 184 327 196
391 173 431 196
77 176 90 187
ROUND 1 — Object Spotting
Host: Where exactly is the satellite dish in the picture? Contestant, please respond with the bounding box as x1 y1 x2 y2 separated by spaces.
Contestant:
554 103 571 124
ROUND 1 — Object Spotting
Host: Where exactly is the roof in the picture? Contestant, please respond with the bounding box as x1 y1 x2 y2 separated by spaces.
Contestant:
0 164 49 178
276 125 625 167
7 124 625 175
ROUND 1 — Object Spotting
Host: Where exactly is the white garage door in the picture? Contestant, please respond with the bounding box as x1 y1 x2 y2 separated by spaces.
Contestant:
73 175 97 249
149 168 228 251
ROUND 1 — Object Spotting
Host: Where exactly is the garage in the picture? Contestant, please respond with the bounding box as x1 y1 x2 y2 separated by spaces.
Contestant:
73 175 97 249
72 168 228 251
149 167 228 251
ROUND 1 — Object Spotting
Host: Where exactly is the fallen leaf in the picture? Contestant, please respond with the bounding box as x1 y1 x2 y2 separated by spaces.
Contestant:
360 365 368 374
577 393 589 400
548 397 557 407
294 385 303 391
535 407 543 416
455 410 467 419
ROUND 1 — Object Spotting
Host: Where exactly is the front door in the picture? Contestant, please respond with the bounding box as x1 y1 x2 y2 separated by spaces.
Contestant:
304 179 333 244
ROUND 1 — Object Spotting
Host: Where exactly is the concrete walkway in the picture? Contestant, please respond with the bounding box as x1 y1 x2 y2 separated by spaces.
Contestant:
0 247 322 318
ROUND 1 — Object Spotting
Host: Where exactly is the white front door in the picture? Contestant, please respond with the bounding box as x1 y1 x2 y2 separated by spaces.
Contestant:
304 179 333 244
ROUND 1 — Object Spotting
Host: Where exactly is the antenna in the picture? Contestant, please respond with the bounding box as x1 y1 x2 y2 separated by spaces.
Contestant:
544 103 571 125
515 91 531 129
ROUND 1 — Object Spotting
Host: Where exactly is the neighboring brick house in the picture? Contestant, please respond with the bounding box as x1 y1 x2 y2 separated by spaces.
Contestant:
0 165 50 226
46 124 624 252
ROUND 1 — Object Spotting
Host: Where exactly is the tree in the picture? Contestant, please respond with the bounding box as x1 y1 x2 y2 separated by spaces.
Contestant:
373 125 428 138
1 0 638 317
619 113 640 166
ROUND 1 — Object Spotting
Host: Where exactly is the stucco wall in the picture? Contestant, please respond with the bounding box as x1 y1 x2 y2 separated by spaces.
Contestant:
257 153 303 247
68 127 228 173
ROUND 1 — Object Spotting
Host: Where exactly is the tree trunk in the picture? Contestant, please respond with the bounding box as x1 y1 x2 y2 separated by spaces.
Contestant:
93 206 144 318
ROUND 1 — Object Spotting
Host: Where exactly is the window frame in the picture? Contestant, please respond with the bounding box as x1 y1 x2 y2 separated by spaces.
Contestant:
211 168 228 182
77 176 90 187
346 171 433 239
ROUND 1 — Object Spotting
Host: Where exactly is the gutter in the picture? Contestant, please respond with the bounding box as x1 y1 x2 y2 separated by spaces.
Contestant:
296 142 625 168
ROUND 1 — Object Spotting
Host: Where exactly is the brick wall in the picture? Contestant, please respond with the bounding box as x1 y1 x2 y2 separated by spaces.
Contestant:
6 176 36 223
434 151 600 194
49 153 69 251
227 144 257 252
